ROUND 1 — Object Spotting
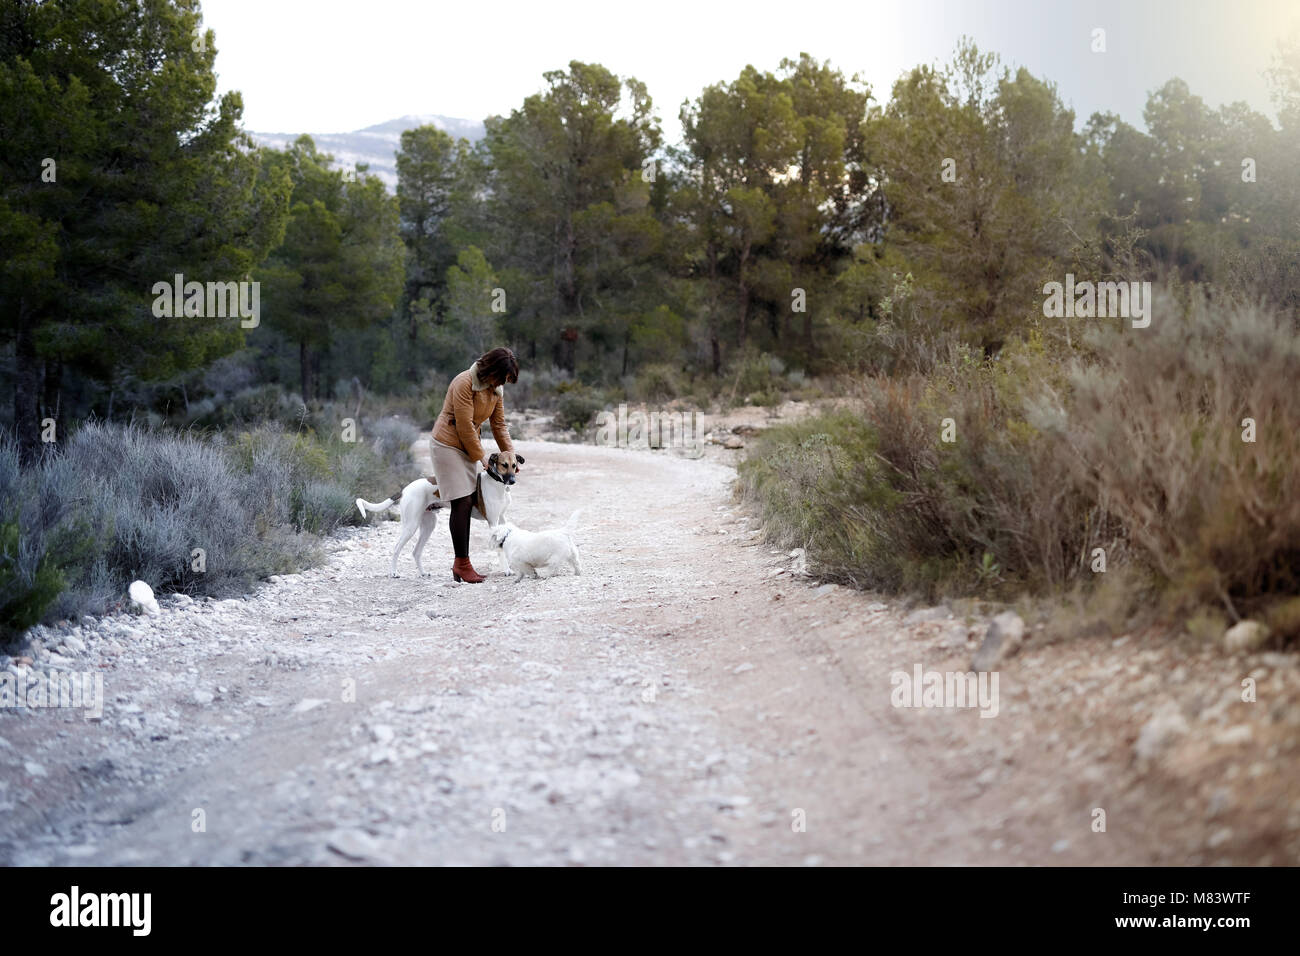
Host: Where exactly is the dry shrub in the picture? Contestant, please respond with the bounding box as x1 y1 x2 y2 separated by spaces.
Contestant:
1050 290 1300 626
739 340 1111 600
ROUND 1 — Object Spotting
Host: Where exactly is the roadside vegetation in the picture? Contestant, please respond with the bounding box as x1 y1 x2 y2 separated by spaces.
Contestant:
0 411 415 646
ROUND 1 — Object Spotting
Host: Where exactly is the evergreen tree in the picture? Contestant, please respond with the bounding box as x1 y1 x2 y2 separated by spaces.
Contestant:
257 137 403 401
0 0 289 458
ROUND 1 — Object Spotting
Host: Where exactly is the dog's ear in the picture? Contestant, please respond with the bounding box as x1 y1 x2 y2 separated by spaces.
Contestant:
488 452 499 469
515 454 525 465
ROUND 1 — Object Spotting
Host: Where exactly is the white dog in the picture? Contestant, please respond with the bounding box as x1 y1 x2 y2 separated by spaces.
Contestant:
355 451 523 577
489 517 582 582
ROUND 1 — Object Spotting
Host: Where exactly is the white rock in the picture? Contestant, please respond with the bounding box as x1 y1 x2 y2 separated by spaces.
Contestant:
193 690 215 706
1213 725 1253 746
1135 705 1189 762
128 581 160 616
1207 828 1233 848
62 634 86 654
371 724 395 744
733 663 754 675
292 698 327 714
1256 652 1295 669
327 829 381 862
905 606 951 625
25 761 47 777
1224 620 1270 654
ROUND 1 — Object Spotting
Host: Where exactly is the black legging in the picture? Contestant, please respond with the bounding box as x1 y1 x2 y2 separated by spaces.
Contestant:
449 494 474 559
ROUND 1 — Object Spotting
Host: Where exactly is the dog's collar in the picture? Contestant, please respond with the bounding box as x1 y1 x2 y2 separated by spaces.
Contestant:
496 528 512 548
483 467 507 485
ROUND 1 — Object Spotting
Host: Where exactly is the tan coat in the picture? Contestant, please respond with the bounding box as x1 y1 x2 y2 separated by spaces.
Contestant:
432 363 513 463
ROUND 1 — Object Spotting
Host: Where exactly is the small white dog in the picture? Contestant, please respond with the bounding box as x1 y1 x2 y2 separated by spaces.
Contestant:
489 518 582 582
355 451 523 577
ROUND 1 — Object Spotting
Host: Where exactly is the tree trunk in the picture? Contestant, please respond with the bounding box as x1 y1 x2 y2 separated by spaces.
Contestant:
43 358 62 442
737 280 750 348
557 328 577 375
711 333 721 376
737 239 752 347
15 319 40 463
300 339 313 403
562 216 578 314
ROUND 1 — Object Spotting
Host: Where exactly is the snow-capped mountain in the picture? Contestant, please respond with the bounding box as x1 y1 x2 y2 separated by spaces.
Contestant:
249 114 485 190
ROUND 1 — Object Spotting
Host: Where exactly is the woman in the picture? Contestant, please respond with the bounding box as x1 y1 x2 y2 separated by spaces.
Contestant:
431 347 520 583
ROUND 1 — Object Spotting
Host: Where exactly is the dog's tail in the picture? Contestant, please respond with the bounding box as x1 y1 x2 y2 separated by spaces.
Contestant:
355 490 401 519
563 508 584 532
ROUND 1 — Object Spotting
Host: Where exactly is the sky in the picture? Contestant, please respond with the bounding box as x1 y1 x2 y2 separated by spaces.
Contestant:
203 0 1300 141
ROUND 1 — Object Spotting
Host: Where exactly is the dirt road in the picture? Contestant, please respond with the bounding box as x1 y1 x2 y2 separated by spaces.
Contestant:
2 438 1297 865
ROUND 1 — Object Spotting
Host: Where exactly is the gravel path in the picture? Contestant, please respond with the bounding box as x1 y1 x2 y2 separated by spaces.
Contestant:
2 438 1297 865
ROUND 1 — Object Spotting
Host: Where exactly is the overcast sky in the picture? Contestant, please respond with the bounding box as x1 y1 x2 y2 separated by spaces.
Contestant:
203 0 1300 141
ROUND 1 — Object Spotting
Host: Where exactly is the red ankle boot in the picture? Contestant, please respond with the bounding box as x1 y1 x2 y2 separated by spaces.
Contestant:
452 557 484 583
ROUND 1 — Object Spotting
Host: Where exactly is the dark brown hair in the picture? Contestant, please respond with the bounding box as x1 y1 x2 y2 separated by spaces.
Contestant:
477 347 520 387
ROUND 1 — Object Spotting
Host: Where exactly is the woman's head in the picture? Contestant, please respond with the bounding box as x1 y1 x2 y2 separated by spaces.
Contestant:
477 347 520 388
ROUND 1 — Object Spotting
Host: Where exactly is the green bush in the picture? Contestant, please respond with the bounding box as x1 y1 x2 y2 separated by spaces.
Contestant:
185 384 308 430
634 363 683 403
0 520 66 642
724 350 789 407
555 384 605 432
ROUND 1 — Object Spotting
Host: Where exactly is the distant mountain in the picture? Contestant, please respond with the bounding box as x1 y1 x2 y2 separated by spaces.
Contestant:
248 114 485 191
